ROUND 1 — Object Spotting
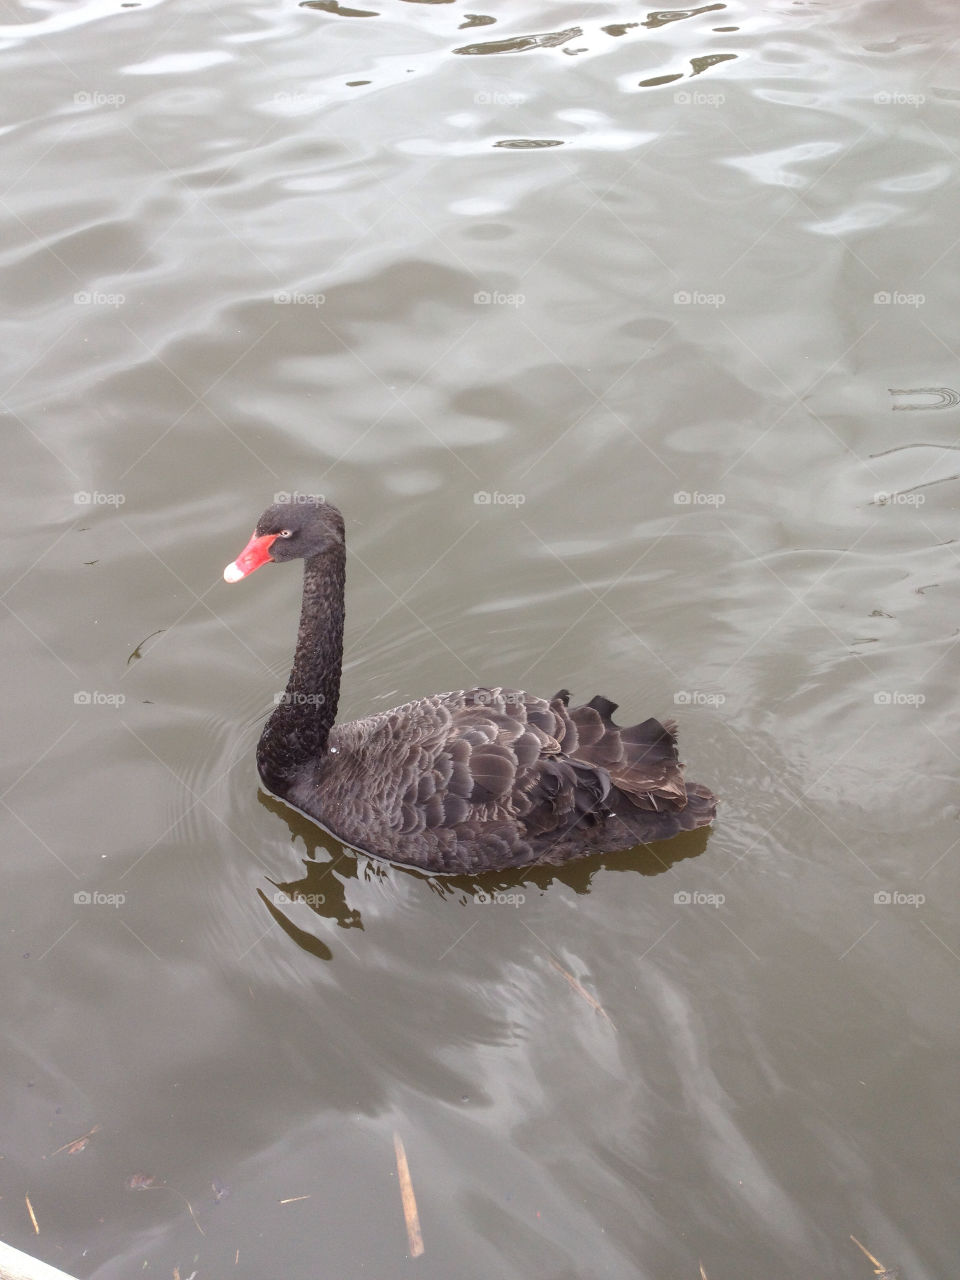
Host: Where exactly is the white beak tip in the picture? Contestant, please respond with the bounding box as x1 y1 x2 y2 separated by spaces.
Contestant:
223 561 244 583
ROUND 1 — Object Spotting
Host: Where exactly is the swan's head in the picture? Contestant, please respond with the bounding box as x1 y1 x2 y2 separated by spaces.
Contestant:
224 497 344 582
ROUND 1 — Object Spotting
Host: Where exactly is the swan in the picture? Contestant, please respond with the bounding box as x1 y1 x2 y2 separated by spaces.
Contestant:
225 498 716 874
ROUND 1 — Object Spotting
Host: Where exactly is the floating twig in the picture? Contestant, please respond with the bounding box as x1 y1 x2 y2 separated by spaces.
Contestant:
548 957 616 1028
279 1195 311 1205
393 1132 424 1258
49 1124 101 1157
25 1193 39 1234
850 1233 898 1278
126 628 166 665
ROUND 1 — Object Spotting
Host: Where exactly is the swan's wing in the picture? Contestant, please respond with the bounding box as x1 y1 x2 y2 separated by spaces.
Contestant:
387 687 689 841
386 687 567 837
565 693 688 813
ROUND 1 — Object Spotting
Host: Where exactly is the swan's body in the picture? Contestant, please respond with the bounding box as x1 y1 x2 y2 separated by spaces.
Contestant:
226 499 716 874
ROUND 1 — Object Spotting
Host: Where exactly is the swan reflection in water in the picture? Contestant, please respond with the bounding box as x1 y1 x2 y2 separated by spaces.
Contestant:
256 790 712 960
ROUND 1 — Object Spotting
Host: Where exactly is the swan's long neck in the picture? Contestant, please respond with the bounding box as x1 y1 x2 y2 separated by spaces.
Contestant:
256 546 345 793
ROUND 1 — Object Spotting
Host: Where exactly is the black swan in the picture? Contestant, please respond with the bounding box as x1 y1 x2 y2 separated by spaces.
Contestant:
225 498 716 874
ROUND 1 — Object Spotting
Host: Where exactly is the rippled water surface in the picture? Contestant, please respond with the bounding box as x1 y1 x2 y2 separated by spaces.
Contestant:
3 0 959 1276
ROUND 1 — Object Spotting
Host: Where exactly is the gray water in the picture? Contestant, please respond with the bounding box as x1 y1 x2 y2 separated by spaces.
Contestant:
2 0 959 1276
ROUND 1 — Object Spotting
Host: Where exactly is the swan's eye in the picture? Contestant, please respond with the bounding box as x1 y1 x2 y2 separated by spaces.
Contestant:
277 529 293 538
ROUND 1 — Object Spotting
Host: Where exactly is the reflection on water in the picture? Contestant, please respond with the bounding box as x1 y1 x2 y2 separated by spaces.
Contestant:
454 28 583 56
259 789 712 945
3 0 960 1276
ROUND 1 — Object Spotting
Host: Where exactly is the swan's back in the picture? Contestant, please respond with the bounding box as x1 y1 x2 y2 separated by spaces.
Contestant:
280 686 715 874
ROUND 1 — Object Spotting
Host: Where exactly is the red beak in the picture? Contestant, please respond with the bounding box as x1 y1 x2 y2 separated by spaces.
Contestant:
223 532 279 583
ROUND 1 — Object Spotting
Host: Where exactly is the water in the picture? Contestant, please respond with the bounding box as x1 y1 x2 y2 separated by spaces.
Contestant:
2 0 958 1276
